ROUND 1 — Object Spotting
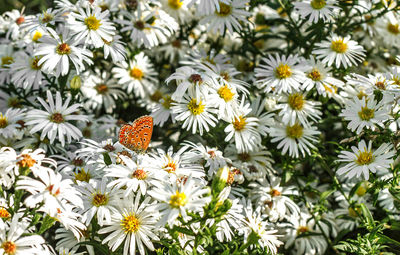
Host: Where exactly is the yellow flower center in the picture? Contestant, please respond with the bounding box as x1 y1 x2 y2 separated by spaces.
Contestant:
84 15 101 30
32 31 42 42
375 81 386 90
169 190 188 208
348 206 361 218
132 169 147 180
40 12 54 23
50 112 64 123
310 0 326 9
238 152 251 162
387 23 400 34
130 67 143 80
74 168 91 183
297 226 309 235
358 106 375 121
121 213 140 233
1 56 13 67
288 93 305 110
217 85 234 102
286 123 304 139
270 189 281 197
17 154 36 168
30 56 42 70
163 157 177 173
233 116 247 131
356 184 367 196
168 0 183 9
2 241 16 255
162 95 174 109
0 208 10 219
308 68 322 81
216 2 232 16
0 114 8 129
95 83 108 94
92 193 108 207
275 64 292 79
355 150 374 165
331 39 348 53
56 43 71 55
187 99 205 115
150 90 163 102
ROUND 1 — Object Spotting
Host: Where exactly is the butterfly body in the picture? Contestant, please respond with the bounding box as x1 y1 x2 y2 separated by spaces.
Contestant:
119 116 153 153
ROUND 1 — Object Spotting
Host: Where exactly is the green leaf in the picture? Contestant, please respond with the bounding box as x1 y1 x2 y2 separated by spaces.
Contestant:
38 215 56 235
360 203 375 228
103 153 112 166
377 233 400 248
172 226 195 236
319 188 336 202
78 241 110 255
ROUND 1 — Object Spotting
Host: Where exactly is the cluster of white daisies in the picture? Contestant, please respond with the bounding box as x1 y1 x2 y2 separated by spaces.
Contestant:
0 0 400 254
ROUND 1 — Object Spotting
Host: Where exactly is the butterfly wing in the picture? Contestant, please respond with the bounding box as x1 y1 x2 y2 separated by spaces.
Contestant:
119 116 153 152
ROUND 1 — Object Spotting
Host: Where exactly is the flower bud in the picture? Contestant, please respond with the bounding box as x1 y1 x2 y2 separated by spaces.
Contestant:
70 75 81 90
212 166 230 195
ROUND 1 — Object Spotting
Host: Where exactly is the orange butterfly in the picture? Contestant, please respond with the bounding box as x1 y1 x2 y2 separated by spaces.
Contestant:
119 116 153 152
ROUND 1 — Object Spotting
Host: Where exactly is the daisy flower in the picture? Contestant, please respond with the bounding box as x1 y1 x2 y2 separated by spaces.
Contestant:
336 140 395 180
293 0 340 23
188 0 231 15
69 6 116 48
0 108 25 139
78 178 121 226
171 93 217 135
339 96 390 134
0 214 45 255
98 194 160 255
224 99 261 153
34 28 93 77
148 175 210 227
275 92 322 126
302 57 344 95
200 0 250 34
269 121 321 158
255 54 306 94
26 91 88 146
376 13 400 46
0 147 17 189
161 0 192 23
113 52 157 98
151 94 176 127
10 51 45 90
242 202 283 254
103 35 126 63
312 34 366 68
3 9 28 40
22 8 62 33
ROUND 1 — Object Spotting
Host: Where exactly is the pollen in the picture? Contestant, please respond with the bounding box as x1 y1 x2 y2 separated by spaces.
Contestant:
30 56 42 70
132 169 147 180
310 0 326 10
331 39 348 53
307 68 322 81
216 2 232 16
92 192 109 207
121 213 140 233
188 74 203 84
270 189 281 197
50 112 64 123
95 83 109 94
17 154 36 168
32 31 42 42
0 114 8 128
169 190 188 208
296 226 309 235
275 64 292 79
288 93 305 111
286 123 304 139
217 85 234 102
355 150 374 165
2 241 16 255
1 56 13 67
187 98 205 115
163 157 177 173
84 15 101 30
358 106 375 121
0 208 10 219
168 0 183 9
387 23 400 35
130 67 144 80
233 116 247 131
40 12 54 23
56 43 71 55
16 16 25 25
375 81 386 90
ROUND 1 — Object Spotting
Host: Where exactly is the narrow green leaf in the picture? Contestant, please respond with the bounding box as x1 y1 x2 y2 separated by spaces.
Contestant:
377 233 400 248
360 203 375 228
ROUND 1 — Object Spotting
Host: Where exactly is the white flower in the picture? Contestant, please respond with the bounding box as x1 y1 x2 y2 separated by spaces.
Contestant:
269 121 320 158
10 52 45 90
171 93 217 135
0 214 46 255
0 108 25 139
78 178 121 226
339 96 390 134
255 54 306 94
151 94 176 127
26 91 88 146
294 0 340 23
113 52 157 98
148 176 210 227
312 34 366 68
200 0 250 34
69 6 115 48
336 140 395 180
103 35 126 63
376 12 400 47
0 147 17 189
98 194 160 255
22 8 62 33
275 92 322 127
188 0 231 15
35 28 93 77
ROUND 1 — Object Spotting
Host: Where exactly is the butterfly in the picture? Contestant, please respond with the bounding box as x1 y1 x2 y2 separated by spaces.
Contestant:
119 116 153 153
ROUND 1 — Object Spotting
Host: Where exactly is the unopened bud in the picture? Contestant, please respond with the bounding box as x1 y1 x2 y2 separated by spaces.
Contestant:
70 75 81 90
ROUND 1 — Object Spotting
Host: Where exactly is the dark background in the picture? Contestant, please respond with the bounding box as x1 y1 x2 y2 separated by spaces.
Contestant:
0 0 51 14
